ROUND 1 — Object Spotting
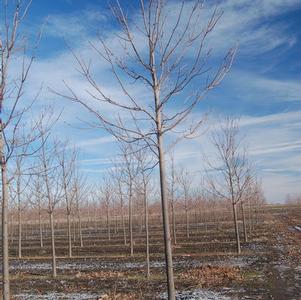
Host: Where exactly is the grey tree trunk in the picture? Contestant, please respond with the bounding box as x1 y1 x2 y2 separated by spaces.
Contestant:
143 184 150 279
248 198 253 236
39 205 43 248
121 205 127 246
49 212 57 277
107 204 111 241
1 159 10 300
18 207 22 258
232 203 241 254
129 185 133 256
67 213 72 257
78 211 83 247
241 202 248 242
171 200 177 245
157 134 175 299
185 206 189 239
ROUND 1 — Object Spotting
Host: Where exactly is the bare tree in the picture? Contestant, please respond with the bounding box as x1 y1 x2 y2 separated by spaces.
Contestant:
10 152 32 259
118 142 139 256
178 168 193 239
56 141 76 258
134 146 153 279
60 1 235 297
206 118 252 254
110 160 127 246
0 0 45 295
38 133 62 277
73 172 88 248
168 151 178 245
31 176 45 248
96 179 113 242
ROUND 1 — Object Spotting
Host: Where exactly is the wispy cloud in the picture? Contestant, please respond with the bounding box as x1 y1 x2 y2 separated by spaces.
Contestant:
16 0 301 203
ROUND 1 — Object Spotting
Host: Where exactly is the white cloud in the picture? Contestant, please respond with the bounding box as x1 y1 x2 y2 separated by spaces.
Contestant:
11 0 300 204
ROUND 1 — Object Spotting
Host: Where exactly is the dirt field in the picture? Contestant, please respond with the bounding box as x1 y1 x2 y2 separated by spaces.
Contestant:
2 205 301 299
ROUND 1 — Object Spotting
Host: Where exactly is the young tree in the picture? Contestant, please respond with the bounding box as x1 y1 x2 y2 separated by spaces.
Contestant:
206 118 252 254
10 153 32 259
119 143 139 256
0 1 44 296
168 151 178 245
110 160 127 246
38 135 62 277
73 172 88 248
96 179 113 242
60 1 235 297
56 141 76 258
134 146 154 279
178 168 193 239
31 176 45 248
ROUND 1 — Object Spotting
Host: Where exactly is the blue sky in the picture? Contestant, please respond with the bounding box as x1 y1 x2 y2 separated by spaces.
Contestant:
18 0 301 202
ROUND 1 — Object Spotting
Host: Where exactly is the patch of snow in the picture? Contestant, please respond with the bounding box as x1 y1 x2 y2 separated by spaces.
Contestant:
13 292 98 300
159 289 234 300
294 226 301 232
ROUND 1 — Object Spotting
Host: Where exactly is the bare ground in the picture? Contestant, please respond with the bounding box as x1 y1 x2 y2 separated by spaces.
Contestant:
0 207 300 299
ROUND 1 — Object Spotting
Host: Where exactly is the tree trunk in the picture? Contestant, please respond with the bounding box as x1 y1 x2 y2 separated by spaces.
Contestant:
10 212 14 244
121 204 127 246
185 206 189 239
248 198 253 236
107 204 111 241
144 185 150 279
241 201 248 242
171 197 177 245
49 212 57 278
157 133 175 299
18 207 22 259
129 185 133 256
115 214 118 234
232 202 241 254
78 210 83 248
67 213 72 258
39 204 43 248
1 160 10 300
73 215 76 243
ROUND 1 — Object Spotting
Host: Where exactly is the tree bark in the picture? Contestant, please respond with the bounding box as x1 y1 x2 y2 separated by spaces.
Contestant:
78 210 83 247
18 207 22 259
185 206 189 239
67 213 72 257
171 199 177 245
241 201 248 242
39 204 43 248
232 202 241 254
121 204 127 246
157 134 175 299
107 203 111 241
143 183 150 279
49 212 57 278
1 159 10 300
129 184 133 256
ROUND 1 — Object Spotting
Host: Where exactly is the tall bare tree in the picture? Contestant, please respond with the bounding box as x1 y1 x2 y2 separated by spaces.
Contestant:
179 168 193 239
38 134 62 277
110 159 127 246
168 151 178 245
31 176 45 248
73 172 87 248
56 141 76 258
119 142 139 256
134 146 154 279
10 152 32 259
96 179 113 242
206 118 252 254
0 1 44 296
60 1 235 297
